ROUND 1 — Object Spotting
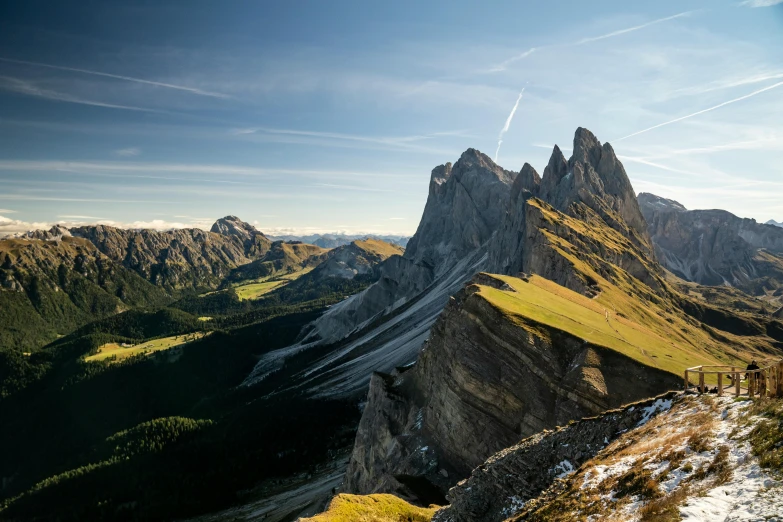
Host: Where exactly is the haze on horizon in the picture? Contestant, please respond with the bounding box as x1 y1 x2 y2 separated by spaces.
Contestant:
1 0 782 237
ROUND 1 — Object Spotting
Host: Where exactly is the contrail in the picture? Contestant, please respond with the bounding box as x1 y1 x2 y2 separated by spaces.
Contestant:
617 80 783 141
576 11 695 45
489 48 537 73
490 11 694 73
495 88 525 163
0 57 230 99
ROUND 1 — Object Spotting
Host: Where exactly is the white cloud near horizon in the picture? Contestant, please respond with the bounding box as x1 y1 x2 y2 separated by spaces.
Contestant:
0 56 230 98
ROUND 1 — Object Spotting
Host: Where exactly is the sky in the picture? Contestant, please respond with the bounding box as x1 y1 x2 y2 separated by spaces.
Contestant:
1 0 782 237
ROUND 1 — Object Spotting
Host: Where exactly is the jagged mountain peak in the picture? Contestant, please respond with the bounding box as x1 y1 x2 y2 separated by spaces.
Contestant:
538 127 648 239
210 215 266 240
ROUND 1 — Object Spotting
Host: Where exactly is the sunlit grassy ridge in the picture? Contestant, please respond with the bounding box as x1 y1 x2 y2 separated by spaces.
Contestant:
481 275 717 377
475 198 778 382
299 494 437 522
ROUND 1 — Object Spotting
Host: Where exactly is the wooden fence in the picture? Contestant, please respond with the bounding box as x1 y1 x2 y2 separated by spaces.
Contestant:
684 360 783 399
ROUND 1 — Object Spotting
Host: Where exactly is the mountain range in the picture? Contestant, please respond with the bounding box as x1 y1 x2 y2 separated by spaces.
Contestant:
1 128 782 522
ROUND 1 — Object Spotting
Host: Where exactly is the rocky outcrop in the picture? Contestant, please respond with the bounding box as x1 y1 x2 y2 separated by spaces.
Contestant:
433 393 678 522
639 193 783 291
343 276 681 501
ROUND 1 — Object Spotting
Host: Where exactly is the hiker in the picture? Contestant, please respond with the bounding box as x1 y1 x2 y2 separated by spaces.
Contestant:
745 360 760 380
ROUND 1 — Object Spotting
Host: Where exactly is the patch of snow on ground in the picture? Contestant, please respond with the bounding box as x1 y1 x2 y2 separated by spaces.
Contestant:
552 459 575 479
635 397 673 426
501 496 527 517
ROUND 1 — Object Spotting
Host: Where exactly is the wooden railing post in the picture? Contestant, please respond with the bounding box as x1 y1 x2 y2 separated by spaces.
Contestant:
760 370 767 399
749 371 755 398
699 370 705 394
778 361 783 398
718 372 723 397
735 372 741 397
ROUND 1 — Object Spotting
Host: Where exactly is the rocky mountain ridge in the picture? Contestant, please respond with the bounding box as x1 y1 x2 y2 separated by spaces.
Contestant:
269 233 409 249
639 193 783 295
0 235 169 351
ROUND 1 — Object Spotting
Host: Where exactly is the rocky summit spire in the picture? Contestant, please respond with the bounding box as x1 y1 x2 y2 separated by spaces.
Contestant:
538 128 649 241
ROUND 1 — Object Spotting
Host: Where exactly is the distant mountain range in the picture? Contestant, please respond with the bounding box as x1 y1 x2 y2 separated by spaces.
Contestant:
767 219 783 228
268 233 409 248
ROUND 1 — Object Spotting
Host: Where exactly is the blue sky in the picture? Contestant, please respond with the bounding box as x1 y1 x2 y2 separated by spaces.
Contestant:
1 0 782 236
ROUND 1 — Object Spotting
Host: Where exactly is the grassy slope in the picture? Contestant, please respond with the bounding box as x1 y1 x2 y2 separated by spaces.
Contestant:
352 238 405 258
475 198 779 384
300 494 437 522
84 332 208 363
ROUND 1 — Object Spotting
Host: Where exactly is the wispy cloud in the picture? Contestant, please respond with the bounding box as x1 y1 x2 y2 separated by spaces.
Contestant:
0 209 17 214
114 147 141 157
576 11 695 45
232 127 470 154
616 80 783 141
0 76 160 112
495 88 525 162
0 160 416 181
740 0 783 7
0 57 230 98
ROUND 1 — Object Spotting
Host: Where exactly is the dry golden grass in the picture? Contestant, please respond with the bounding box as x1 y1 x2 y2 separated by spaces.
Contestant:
299 494 437 522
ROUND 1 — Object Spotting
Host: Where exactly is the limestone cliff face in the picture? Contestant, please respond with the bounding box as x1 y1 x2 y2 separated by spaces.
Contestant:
639 193 783 291
343 275 680 501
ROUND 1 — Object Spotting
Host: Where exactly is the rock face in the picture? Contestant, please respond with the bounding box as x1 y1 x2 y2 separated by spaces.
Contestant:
243 149 517 393
432 393 678 522
343 276 681 501
639 193 783 292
